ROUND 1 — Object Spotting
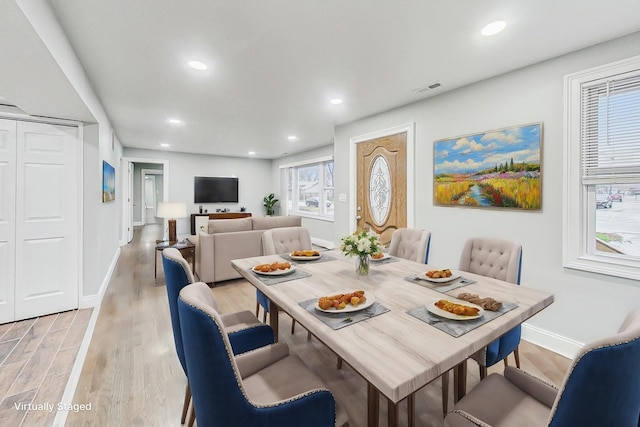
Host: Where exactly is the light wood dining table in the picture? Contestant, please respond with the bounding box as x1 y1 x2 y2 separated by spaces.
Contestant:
231 251 553 427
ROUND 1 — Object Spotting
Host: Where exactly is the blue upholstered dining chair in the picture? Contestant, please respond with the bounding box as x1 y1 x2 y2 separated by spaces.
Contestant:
162 248 275 426
444 307 640 427
256 226 313 334
458 237 523 378
178 282 349 427
388 228 431 263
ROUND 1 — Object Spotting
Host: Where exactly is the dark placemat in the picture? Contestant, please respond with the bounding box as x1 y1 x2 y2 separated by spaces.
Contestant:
404 275 476 293
370 256 400 265
282 253 337 264
249 268 311 285
299 298 390 330
407 301 518 338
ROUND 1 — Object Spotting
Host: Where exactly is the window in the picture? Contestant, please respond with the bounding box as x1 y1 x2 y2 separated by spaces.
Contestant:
564 56 640 280
282 157 334 220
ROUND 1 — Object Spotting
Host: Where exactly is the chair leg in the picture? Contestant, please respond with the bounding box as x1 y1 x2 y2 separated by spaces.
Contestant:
337 357 343 369
479 365 488 379
514 346 521 368
503 357 509 368
187 404 196 427
255 301 259 318
181 383 191 424
441 370 449 415
291 318 296 334
262 308 267 323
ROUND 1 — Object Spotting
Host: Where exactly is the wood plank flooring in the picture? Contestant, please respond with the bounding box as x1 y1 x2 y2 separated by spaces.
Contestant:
0 308 92 427
67 225 572 426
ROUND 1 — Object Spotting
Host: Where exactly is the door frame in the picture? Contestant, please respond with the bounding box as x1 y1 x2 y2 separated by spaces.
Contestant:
120 157 169 245
141 168 162 224
349 123 415 233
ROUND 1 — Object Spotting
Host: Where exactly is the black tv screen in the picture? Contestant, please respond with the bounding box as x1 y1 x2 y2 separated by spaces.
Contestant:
194 177 239 203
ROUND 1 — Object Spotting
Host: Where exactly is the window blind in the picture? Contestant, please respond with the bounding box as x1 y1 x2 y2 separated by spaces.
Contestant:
581 71 640 184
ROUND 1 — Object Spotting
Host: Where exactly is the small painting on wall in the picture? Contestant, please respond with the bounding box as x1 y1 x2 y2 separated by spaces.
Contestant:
434 123 542 210
102 161 116 203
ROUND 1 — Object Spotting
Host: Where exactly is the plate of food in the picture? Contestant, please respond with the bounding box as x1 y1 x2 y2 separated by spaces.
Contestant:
252 261 296 276
315 290 375 313
420 269 461 283
289 250 322 261
426 298 484 320
370 252 390 262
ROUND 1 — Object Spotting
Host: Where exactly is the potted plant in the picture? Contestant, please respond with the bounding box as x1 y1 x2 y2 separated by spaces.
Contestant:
263 193 279 216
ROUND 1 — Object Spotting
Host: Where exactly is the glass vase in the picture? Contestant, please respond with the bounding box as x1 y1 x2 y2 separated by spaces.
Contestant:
356 255 370 276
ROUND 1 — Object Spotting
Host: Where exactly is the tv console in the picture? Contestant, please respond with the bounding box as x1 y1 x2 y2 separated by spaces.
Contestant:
190 212 252 235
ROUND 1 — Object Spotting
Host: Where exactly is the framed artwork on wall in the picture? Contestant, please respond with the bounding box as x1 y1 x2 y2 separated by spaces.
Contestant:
102 160 116 202
433 122 542 210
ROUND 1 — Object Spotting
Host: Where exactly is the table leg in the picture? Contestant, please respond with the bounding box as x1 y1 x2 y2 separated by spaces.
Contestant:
269 300 280 343
454 360 467 402
387 398 399 427
407 393 415 427
367 383 379 427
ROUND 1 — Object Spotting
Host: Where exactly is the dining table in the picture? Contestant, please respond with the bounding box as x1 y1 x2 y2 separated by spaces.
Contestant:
231 250 554 427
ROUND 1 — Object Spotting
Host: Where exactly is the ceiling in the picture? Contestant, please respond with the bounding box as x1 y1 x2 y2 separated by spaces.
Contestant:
4 1 640 159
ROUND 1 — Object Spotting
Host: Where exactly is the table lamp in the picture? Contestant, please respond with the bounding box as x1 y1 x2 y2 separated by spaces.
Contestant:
157 202 187 244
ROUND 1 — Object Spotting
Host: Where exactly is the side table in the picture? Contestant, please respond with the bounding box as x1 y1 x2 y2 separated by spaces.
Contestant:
155 240 196 278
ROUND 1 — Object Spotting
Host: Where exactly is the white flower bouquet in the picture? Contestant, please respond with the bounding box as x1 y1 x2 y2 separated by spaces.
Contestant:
340 230 383 275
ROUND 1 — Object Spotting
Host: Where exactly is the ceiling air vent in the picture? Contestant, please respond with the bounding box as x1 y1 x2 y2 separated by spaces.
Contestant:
412 82 442 93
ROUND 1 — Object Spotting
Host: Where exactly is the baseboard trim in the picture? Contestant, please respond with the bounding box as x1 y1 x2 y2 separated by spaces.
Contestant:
80 247 120 308
522 322 583 360
312 237 335 250
52 304 101 426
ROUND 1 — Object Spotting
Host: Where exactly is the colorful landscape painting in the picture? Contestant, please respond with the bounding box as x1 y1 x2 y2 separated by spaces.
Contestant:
102 161 116 203
434 123 541 210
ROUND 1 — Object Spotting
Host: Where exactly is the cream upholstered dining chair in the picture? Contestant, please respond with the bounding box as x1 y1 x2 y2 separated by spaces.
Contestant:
257 226 313 334
178 282 349 427
458 237 523 377
162 248 274 427
444 307 640 427
388 228 431 263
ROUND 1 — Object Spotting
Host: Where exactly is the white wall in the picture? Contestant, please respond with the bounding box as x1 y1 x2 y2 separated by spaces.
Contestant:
333 32 640 355
124 148 273 238
272 144 336 246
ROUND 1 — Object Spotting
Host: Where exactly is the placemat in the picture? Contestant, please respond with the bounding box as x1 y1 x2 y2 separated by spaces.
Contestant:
299 298 390 330
249 268 311 285
404 275 476 293
282 253 337 264
370 256 400 265
407 301 518 338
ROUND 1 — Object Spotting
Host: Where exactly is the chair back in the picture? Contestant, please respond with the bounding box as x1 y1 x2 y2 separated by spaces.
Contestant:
388 228 431 263
162 248 215 374
548 308 640 427
459 237 522 284
262 226 312 255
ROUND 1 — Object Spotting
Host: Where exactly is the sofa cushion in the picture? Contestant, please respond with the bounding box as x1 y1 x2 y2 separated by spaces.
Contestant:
252 215 302 230
208 217 253 234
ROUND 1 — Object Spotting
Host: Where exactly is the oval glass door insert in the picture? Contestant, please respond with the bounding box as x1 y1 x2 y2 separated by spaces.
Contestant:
369 156 391 225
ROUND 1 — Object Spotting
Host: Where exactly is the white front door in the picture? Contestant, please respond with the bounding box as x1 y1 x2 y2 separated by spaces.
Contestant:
14 121 79 320
0 119 17 323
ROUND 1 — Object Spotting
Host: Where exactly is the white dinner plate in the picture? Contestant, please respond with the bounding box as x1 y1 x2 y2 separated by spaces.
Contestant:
252 264 297 276
289 252 322 261
426 298 484 320
420 272 461 283
370 253 390 262
315 292 376 313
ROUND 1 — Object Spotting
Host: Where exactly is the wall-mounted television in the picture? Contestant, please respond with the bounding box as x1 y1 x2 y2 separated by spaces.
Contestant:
194 176 239 203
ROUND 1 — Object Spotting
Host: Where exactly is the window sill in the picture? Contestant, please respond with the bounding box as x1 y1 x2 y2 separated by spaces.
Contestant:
564 255 640 282
290 211 334 223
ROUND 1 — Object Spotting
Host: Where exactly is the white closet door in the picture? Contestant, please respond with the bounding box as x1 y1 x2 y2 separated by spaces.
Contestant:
0 119 17 323
15 121 79 320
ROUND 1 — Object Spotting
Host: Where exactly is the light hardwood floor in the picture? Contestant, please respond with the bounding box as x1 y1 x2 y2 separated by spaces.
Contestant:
67 225 571 426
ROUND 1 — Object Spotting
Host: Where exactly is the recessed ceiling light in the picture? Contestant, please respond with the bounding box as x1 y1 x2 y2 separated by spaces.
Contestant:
188 60 208 70
160 143 170 148
481 20 506 36
287 135 298 141
330 98 343 105
248 151 256 155
167 118 183 125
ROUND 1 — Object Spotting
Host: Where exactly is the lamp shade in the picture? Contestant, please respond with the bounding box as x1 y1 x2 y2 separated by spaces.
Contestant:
157 202 187 219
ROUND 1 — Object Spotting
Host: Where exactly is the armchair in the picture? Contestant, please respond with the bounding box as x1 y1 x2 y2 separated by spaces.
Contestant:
178 282 349 427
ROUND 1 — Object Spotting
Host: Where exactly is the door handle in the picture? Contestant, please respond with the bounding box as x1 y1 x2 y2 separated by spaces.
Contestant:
356 215 362 221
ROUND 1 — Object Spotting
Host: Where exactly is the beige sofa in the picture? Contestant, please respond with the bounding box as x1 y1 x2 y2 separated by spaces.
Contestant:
188 216 302 284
